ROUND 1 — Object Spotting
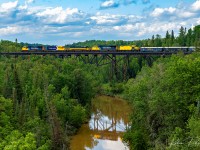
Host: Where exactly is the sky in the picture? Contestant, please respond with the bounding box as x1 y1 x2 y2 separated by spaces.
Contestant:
0 0 199 45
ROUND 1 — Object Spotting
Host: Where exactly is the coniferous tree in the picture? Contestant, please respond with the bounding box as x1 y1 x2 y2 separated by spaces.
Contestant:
171 30 175 46
178 26 186 46
193 25 200 51
155 34 162 47
186 28 193 46
151 35 155 46
165 30 170 47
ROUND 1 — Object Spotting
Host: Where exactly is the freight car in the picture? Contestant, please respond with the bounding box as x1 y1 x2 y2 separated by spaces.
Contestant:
22 45 195 52
66 46 90 51
140 47 195 52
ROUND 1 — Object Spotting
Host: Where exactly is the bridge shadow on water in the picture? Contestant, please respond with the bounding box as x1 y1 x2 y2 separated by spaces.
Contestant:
70 95 131 150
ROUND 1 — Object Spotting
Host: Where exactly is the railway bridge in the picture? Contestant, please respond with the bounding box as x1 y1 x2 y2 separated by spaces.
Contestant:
0 51 192 80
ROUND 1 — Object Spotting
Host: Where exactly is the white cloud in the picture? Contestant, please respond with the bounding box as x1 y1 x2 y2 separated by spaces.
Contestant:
196 19 200 24
19 0 34 9
100 0 119 9
91 13 126 25
177 11 195 18
113 23 144 32
151 7 176 17
0 0 18 13
0 26 29 36
112 21 180 37
36 7 82 24
26 0 34 4
18 4 27 10
101 0 115 7
191 0 200 11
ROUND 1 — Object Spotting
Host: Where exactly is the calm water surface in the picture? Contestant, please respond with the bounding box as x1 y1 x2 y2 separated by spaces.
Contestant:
70 95 131 150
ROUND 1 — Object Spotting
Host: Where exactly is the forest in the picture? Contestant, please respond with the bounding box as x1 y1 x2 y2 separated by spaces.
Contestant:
0 56 104 149
123 52 200 150
0 25 200 150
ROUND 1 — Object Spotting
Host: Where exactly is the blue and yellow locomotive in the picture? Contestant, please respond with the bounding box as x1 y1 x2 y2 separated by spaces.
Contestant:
22 45 65 51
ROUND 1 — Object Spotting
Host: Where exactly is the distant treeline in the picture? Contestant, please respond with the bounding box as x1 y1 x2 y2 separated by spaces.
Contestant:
66 25 200 48
1 25 200 53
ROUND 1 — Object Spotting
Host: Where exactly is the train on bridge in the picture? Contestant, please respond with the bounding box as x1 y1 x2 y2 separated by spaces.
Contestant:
22 45 195 52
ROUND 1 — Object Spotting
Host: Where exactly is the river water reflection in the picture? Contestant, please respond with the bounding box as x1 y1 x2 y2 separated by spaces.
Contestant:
70 95 131 150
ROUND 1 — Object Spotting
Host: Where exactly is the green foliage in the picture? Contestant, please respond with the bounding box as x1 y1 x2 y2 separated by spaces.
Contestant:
69 104 87 128
124 127 148 150
101 82 124 96
0 40 22 52
0 130 37 150
0 56 101 149
66 40 137 47
0 24 199 150
124 53 200 149
0 97 13 140
69 68 95 106
167 118 200 150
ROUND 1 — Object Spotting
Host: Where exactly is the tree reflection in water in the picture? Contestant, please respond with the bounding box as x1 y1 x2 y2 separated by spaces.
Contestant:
70 95 131 150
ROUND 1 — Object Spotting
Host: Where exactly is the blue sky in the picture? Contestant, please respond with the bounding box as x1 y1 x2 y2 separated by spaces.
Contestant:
0 0 199 45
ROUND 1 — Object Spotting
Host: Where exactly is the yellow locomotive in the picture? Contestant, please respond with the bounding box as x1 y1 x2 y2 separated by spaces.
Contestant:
117 45 140 51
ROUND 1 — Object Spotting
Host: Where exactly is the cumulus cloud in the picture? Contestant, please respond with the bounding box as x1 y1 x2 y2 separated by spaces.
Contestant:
177 11 195 18
0 0 200 44
101 0 150 8
0 0 18 13
25 0 34 4
191 0 200 11
112 22 176 36
151 7 176 17
100 0 119 9
90 13 127 25
150 0 200 22
36 7 84 24
0 26 29 36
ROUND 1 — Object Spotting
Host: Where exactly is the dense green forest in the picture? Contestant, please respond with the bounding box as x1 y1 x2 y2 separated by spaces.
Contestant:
0 40 22 52
0 56 103 149
0 25 200 150
123 52 200 149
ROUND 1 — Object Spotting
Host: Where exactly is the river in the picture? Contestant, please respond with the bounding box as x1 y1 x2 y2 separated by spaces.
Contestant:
70 95 131 150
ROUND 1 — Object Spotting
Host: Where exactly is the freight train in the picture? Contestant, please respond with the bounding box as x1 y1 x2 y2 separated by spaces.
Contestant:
22 45 195 52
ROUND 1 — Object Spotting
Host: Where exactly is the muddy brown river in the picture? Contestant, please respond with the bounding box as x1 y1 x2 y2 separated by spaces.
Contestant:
70 95 131 150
